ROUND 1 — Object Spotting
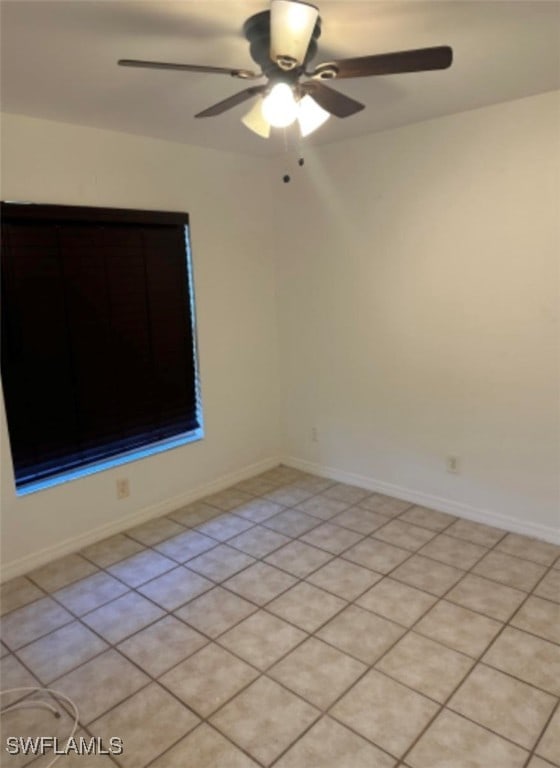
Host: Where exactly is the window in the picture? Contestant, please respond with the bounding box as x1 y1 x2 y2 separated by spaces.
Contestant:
1 202 203 494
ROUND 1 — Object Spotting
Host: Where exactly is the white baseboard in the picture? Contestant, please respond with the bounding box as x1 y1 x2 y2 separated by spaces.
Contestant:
283 456 560 546
0 456 281 582
3 453 557 581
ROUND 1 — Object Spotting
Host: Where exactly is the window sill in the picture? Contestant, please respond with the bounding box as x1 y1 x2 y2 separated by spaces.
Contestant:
15 427 204 496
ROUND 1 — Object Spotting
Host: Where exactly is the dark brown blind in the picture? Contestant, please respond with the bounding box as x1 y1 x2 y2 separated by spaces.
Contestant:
1 203 201 489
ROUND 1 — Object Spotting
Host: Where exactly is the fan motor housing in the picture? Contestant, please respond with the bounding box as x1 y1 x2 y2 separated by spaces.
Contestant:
243 10 321 77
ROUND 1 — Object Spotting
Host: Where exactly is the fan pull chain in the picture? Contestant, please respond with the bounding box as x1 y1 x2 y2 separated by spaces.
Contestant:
296 129 305 171
282 126 291 183
281 126 305 183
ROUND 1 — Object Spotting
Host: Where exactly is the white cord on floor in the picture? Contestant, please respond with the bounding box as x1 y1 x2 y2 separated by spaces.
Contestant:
0 687 79 768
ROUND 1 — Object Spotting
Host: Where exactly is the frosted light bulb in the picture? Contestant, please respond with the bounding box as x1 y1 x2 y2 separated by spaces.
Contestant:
262 83 298 128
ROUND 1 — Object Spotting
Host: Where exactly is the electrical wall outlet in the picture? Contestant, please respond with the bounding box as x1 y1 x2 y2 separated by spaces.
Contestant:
446 456 460 474
311 427 318 443
116 478 130 499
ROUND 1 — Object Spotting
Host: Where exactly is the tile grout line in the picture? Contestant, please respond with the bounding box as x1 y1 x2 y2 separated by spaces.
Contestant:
2 474 559 768
261 509 484 767
3 484 369 767
8 509 560 707
103 481 560 767
69 514 560 767
8 534 560 704
522 697 560 768
48 485 414 766
4 487 555 624
394 528 560 766
294 512 558 764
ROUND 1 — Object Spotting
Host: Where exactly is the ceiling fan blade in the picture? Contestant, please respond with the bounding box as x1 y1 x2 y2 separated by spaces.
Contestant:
301 80 364 118
270 0 319 69
195 86 267 118
118 59 260 80
312 46 453 79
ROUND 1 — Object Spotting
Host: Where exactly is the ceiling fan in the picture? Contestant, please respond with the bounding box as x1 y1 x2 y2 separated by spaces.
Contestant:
118 0 453 139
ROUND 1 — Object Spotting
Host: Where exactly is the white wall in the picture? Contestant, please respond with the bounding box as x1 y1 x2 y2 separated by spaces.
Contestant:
2 92 558 577
0 113 281 576
277 91 560 541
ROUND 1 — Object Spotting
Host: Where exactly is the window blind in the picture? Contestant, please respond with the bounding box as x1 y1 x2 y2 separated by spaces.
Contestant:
1 203 202 489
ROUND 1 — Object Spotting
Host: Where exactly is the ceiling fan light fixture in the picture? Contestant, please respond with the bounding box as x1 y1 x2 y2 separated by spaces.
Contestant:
297 94 330 136
241 97 271 138
270 0 319 68
118 3 453 141
262 82 298 127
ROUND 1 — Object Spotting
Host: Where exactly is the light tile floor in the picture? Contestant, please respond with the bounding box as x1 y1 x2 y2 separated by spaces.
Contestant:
1 465 559 768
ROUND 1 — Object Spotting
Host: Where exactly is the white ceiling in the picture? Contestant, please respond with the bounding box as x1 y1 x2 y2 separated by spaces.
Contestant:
1 1 559 156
